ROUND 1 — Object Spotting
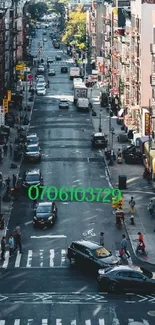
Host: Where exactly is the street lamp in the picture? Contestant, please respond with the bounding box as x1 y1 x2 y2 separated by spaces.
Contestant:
99 109 102 132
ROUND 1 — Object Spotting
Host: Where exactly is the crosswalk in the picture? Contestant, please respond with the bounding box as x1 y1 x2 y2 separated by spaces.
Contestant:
0 249 133 269
0 319 151 325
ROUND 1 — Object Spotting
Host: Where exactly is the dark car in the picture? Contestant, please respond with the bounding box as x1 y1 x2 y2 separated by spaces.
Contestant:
55 55 61 60
91 133 108 148
33 202 57 227
22 169 43 189
67 240 121 271
24 144 41 162
61 66 68 73
59 99 69 109
97 265 155 293
124 152 143 164
122 145 137 158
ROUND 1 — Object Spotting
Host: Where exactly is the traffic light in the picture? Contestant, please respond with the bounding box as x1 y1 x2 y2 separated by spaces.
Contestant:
112 197 118 209
118 197 123 209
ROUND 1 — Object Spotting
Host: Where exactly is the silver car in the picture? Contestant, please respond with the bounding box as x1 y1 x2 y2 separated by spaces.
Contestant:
24 144 41 162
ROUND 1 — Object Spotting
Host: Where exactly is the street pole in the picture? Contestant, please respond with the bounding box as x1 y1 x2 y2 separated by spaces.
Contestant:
109 99 111 148
99 109 102 132
149 98 152 169
25 65 28 118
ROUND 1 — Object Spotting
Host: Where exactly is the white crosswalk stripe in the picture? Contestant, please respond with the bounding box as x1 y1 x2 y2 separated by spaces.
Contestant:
0 319 151 325
0 249 133 269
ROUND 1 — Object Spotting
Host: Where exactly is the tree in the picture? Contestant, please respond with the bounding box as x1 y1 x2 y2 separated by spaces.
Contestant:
28 2 48 20
62 5 86 50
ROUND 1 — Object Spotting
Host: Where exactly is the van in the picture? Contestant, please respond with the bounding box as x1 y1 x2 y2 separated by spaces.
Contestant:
77 98 89 111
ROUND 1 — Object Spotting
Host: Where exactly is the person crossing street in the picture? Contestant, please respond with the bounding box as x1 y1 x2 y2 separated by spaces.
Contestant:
120 234 130 258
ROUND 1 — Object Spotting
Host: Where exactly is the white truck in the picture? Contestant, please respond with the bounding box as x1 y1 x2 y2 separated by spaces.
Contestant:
69 67 80 80
73 83 88 103
77 98 90 111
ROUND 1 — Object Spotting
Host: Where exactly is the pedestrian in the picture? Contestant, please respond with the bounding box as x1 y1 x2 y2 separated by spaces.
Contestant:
1 236 6 260
8 234 14 256
10 142 13 156
120 234 130 258
3 143 8 156
129 196 135 213
138 232 144 242
148 200 154 216
6 176 11 192
100 232 104 246
12 174 17 189
33 199 37 209
136 239 146 255
15 232 23 254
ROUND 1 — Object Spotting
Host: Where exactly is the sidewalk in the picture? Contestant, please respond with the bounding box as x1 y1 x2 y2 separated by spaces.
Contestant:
0 66 36 241
90 87 155 266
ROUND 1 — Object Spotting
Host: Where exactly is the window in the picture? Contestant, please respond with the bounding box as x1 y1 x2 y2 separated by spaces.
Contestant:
117 272 129 278
129 271 144 279
94 247 111 258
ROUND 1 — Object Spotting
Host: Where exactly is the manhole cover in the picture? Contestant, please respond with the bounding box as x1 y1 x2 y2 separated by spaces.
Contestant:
147 310 155 316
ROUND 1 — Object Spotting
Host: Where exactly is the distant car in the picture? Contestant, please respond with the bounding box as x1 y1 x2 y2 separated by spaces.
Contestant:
55 55 61 60
36 75 45 82
22 169 43 189
47 57 54 64
24 144 41 162
67 240 121 271
43 38 47 42
36 80 46 88
26 134 39 145
36 86 46 96
59 99 69 109
61 66 68 73
48 68 56 76
91 132 108 148
33 202 57 227
97 265 155 293
37 65 45 73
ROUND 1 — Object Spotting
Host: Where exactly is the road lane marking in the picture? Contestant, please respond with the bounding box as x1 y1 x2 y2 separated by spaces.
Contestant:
56 320 62 325
31 235 66 239
61 249 66 266
85 321 91 325
26 250 32 267
14 320 20 325
42 320 48 325
50 249 54 267
0 321 5 325
15 251 22 268
40 250 44 267
71 321 76 325
2 251 9 268
25 221 32 226
99 320 105 325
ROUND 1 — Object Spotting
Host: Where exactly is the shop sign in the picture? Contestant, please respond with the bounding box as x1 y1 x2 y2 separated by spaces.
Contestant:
3 99 8 114
145 112 152 136
7 90 11 102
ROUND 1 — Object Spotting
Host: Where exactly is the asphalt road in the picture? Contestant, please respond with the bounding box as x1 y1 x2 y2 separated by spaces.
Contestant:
0 27 155 325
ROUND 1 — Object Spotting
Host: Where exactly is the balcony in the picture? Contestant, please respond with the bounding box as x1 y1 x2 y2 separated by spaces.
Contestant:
150 44 155 55
150 74 155 87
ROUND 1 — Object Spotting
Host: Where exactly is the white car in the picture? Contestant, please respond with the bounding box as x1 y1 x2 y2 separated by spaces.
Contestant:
36 75 45 82
37 65 45 73
36 86 46 96
36 81 46 88
43 38 47 42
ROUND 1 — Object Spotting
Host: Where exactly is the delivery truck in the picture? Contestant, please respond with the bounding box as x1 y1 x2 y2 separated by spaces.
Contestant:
69 67 80 80
73 83 88 103
77 98 90 111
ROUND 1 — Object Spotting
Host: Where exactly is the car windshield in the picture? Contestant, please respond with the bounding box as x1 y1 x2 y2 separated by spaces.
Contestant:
37 205 51 213
25 174 40 182
139 267 153 279
27 146 39 152
37 87 45 90
93 247 111 258
95 136 105 140
27 139 38 144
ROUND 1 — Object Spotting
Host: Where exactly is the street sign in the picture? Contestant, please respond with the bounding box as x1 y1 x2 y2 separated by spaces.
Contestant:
28 74 33 80
3 99 8 114
7 90 11 102
0 106 4 126
16 65 24 71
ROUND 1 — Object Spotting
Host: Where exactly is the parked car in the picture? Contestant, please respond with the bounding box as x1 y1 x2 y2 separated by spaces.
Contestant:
24 144 41 162
36 75 45 82
33 202 57 227
47 57 54 64
59 99 69 109
122 145 137 158
97 265 155 293
48 68 56 76
26 134 39 145
22 169 43 189
67 240 121 271
124 152 143 164
91 133 108 148
36 80 46 88
36 86 46 96
55 55 61 60
61 66 68 73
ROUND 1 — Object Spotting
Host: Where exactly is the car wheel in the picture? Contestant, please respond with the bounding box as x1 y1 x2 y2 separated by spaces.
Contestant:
108 282 118 293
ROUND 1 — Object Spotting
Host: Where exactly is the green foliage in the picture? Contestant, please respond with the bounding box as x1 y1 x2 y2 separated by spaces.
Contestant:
62 5 86 50
28 2 48 19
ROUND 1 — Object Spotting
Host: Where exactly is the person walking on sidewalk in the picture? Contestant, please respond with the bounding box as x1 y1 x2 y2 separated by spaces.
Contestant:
9 142 13 156
148 200 154 216
120 234 130 258
8 234 15 257
138 232 144 242
6 176 11 194
1 236 6 260
12 174 17 189
3 143 8 156
129 197 135 213
100 232 104 246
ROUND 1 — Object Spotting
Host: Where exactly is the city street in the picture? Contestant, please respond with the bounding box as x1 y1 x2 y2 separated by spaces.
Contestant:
0 28 155 324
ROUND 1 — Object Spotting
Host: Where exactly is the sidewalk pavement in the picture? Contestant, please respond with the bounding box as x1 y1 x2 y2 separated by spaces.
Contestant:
90 87 155 266
0 66 36 242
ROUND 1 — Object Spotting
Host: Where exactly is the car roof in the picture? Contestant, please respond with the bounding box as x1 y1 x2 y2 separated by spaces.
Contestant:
26 169 40 175
27 134 38 138
94 133 105 137
107 265 144 272
26 143 39 147
72 240 101 249
37 202 52 207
